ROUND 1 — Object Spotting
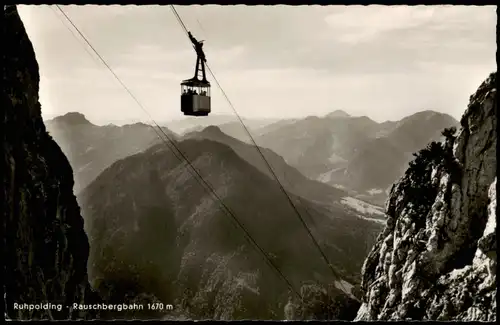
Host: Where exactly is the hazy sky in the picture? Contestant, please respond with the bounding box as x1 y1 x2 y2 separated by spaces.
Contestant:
18 5 496 124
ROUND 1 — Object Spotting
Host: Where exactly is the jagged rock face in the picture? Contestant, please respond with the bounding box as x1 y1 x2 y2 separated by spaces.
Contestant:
355 72 497 321
3 6 99 320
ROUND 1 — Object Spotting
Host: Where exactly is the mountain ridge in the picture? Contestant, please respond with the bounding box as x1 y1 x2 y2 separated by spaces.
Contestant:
79 136 384 320
184 124 348 206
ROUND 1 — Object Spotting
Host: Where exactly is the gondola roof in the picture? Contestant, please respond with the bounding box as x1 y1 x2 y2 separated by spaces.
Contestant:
181 77 211 87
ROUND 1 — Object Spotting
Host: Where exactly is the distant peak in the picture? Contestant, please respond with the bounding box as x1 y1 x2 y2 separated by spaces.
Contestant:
403 110 458 124
124 122 150 128
201 125 224 135
410 110 447 119
305 115 321 121
414 110 439 118
51 112 92 125
356 115 375 122
326 110 351 118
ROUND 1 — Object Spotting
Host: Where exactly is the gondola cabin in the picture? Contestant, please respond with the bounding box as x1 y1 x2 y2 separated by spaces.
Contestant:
180 31 212 117
181 78 211 116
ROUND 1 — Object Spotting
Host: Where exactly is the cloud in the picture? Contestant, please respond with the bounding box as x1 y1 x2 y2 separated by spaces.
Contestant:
17 5 497 124
324 5 435 44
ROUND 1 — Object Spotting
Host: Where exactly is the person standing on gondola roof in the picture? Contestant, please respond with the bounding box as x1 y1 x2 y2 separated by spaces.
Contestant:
188 31 206 63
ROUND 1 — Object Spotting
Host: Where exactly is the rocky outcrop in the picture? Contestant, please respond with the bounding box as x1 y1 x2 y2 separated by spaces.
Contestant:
355 72 497 321
3 5 99 320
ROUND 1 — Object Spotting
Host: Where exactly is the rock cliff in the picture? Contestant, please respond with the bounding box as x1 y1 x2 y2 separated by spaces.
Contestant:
3 5 99 320
355 72 497 321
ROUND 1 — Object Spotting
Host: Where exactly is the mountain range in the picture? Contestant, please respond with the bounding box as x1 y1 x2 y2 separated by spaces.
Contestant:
45 112 177 193
47 108 458 208
163 109 458 206
253 110 459 205
164 114 281 135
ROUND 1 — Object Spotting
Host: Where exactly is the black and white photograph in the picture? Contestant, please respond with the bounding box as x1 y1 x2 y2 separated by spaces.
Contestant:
3 3 497 321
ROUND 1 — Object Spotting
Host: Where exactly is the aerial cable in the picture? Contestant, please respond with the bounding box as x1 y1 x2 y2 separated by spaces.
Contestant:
170 5 352 297
54 5 302 301
196 18 207 39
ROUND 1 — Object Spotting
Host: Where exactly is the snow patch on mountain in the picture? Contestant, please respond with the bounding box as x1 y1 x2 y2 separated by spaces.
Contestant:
341 197 385 217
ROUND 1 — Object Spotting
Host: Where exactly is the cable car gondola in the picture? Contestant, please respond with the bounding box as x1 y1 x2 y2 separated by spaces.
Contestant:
181 31 211 116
